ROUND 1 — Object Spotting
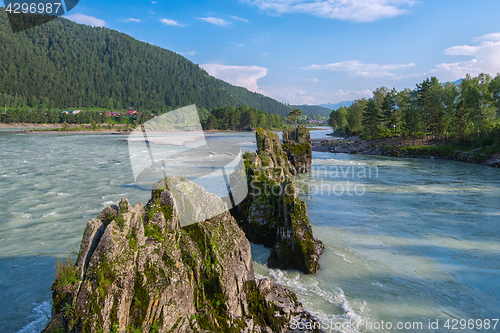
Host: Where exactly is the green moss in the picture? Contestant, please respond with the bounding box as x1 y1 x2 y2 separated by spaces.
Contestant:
99 209 118 225
89 253 116 303
118 201 128 214
244 280 288 331
144 223 166 242
130 273 150 327
287 142 311 155
127 228 138 252
115 214 126 230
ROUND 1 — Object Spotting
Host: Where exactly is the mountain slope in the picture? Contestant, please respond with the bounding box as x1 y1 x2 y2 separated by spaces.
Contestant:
290 104 331 117
0 10 291 115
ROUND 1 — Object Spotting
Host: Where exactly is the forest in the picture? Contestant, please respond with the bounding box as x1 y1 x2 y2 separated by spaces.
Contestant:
0 9 291 117
200 106 285 130
329 74 500 147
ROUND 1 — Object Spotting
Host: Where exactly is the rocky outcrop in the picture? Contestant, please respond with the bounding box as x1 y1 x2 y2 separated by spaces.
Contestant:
233 129 323 274
283 127 312 174
45 177 321 333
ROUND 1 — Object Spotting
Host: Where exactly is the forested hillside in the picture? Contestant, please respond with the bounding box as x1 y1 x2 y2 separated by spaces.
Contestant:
0 10 291 115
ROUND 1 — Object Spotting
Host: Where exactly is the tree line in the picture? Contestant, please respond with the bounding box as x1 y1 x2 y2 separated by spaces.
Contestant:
0 105 285 131
329 74 500 146
200 106 285 130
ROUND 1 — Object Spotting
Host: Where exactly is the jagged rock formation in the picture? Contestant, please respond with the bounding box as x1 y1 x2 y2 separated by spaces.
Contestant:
233 128 323 274
283 127 313 174
44 177 321 333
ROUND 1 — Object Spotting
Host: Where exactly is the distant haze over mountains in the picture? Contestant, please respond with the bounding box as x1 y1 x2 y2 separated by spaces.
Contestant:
291 100 355 117
318 101 355 110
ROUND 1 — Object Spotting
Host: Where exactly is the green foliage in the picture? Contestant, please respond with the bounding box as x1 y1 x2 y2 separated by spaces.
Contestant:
362 99 381 140
0 10 290 118
201 106 285 130
51 254 79 311
328 73 500 148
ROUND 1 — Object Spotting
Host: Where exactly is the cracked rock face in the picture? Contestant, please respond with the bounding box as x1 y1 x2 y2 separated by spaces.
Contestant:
45 177 322 333
232 129 323 275
283 127 313 174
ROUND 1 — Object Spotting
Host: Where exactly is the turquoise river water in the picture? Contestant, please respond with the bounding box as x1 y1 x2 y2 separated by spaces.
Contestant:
0 129 499 332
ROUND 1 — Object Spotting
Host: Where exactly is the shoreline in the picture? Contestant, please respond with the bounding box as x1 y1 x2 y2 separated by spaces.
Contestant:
0 123 131 134
312 136 500 168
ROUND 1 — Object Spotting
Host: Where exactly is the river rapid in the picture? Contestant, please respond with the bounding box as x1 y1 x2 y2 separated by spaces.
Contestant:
1 129 499 332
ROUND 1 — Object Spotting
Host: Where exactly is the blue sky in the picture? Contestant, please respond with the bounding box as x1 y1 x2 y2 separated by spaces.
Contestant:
4 0 500 105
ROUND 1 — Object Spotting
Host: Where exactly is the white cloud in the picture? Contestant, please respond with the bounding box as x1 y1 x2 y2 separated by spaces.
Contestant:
228 15 249 23
243 0 416 22
124 18 141 23
308 78 319 82
302 60 416 78
265 86 316 105
431 32 500 81
180 51 196 56
199 17 231 27
473 32 500 43
160 18 185 27
201 63 268 93
65 14 106 27
260 86 373 105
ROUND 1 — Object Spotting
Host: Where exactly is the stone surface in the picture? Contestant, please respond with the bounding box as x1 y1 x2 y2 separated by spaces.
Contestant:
233 128 323 274
44 177 322 333
283 127 312 174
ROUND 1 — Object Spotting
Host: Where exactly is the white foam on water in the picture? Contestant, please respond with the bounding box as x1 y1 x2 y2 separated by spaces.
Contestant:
101 193 126 199
17 302 51 333
57 193 69 196
268 268 369 333
102 200 115 206
41 212 57 218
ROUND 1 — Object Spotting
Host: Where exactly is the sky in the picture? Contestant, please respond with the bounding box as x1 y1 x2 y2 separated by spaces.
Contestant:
3 0 500 105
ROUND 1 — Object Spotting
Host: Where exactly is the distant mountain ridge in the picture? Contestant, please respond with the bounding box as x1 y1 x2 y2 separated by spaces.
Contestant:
0 10 291 115
290 104 332 117
318 101 354 110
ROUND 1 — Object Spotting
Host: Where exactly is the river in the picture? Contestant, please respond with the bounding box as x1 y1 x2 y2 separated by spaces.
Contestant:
1 129 499 332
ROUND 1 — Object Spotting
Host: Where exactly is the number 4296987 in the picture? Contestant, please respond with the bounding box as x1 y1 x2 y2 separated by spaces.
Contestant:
5 3 63 15
444 319 498 330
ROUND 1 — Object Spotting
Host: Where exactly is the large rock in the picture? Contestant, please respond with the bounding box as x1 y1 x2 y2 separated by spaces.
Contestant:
44 177 321 333
233 129 323 274
283 127 312 174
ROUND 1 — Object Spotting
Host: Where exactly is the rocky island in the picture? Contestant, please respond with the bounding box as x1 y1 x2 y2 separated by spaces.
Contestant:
233 128 323 274
44 128 323 333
